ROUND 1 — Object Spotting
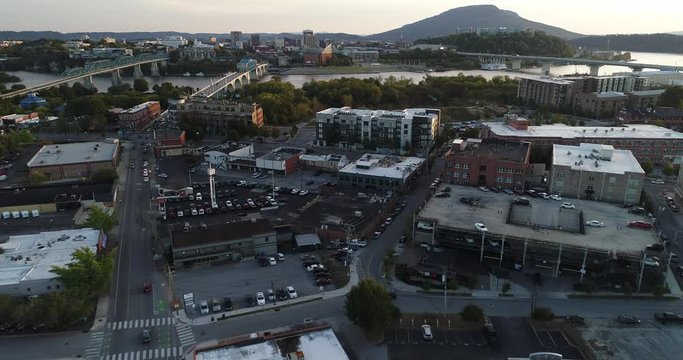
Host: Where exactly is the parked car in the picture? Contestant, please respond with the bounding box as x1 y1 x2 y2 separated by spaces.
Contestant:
299 190 309 196
435 192 450 198
244 295 256 307
565 315 586 325
585 220 605 227
142 329 151 344
512 197 530 206
644 256 660 267
655 312 683 324
276 288 289 301
646 243 665 252
211 298 221 312
268 257 277 266
256 292 266 305
143 283 152 293
316 278 333 286
561 202 576 209
421 324 433 341
628 207 646 214
223 297 233 311
307 264 325 272
475 223 488 232
628 221 653 229
651 179 665 185
286 286 298 299
549 194 562 201
199 300 209 314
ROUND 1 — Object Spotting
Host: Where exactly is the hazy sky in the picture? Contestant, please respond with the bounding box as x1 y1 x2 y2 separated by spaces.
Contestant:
1 0 681 35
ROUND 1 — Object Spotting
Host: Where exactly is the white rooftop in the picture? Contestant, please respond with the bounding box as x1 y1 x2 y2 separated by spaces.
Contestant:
317 107 438 120
517 76 574 85
196 328 348 360
631 89 666 96
553 143 644 175
339 153 425 180
27 141 118 167
0 228 100 287
122 101 158 114
485 122 683 140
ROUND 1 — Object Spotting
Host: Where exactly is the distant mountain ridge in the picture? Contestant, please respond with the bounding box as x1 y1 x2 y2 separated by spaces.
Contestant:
569 33 683 54
0 31 362 42
367 5 582 41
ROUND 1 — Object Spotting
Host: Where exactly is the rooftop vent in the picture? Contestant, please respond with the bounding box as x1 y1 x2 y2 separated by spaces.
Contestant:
567 151 571 155
594 161 599 167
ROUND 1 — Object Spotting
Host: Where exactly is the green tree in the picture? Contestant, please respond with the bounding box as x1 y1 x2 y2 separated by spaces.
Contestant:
659 86 683 108
83 205 117 232
461 304 484 322
345 279 400 339
270 128 281 139
90 168 119 183
50 247 115 297
501 283 511 294
662 163 676 176
653 284 666 299
133 78 149 93
531 307 555 322
27 170 48 184
623 281 634 296
641 160 654 174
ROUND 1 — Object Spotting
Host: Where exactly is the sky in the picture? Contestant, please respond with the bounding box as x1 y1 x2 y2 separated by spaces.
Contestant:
1 0 682 35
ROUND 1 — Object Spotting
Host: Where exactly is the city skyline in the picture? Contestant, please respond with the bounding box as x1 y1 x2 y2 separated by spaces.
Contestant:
0 0 682 36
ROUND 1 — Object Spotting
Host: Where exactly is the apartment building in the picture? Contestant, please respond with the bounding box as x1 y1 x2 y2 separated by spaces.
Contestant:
315 107 440 155
176 98 263 137
116 101 161 130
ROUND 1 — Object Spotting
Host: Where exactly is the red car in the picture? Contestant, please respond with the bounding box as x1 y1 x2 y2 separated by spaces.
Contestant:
143 283 152 293
627 221 653 229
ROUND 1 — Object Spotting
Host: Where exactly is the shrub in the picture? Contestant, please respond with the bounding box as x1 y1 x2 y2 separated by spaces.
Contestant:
501 283 511 294
531 307 554 322
461 304 484 322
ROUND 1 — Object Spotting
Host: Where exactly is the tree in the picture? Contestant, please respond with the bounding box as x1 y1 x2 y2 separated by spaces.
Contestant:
531 307 555 322
133 78 149 93
50 247 115 297
90 168 119 183
270 128 281 139
641 160 654 174
653 284 666 299
662 163 676 176
27 170 48 184
345 279 400 339
461 304 484 322
501 283 511 294
83 205 117 232
623 281 634 296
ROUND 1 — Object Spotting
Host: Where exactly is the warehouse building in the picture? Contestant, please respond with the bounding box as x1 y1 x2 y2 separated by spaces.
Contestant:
26 141 120 180
338 153 425 191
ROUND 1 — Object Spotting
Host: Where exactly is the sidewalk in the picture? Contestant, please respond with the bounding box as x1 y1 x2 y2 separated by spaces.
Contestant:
175 251 361 326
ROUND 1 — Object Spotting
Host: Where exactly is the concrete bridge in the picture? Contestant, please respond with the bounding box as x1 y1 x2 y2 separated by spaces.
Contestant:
0 53 169 99
190 63 268 98
457 52 683 76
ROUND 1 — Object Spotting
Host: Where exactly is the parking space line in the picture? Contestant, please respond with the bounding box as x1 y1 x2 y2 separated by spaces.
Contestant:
533 330 545 347
547 330 558 347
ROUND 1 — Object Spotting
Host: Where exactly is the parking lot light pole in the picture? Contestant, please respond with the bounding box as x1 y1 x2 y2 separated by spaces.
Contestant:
479 231 485 262
442 271 447 317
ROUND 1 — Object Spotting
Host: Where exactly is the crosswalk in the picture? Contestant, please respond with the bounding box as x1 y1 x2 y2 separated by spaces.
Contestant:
175 322 196 348
84 330 107 360
102 346 184 360
108 317 175 330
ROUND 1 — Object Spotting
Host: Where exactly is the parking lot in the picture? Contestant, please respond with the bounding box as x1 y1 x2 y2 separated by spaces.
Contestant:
173 252 340 317
386 316 582 360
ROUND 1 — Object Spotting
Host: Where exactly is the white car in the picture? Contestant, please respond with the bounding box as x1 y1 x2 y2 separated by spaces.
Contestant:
644 256 660 267
585 220 605 227
291 189 300 194
286 286 298 299
225 200 232 207
143 169 149 176
143 176 149 182
307 264 324 272
549 194 562 201
256 292 266 305
299 190 309 196
158 173 168 178
198 208 205 215
143 161 149 167
191 208 198 216
475 223 488 232
199 300 209 314
196 193 203 201
268 257 277 266
651 179 665 185
177 210 184 217
561 202 576 209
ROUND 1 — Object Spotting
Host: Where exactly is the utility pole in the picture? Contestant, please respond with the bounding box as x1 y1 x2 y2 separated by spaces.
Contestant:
442 269 447 317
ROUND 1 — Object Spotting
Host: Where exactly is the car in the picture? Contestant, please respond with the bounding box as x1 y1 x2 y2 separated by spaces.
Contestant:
211 298 221 312
129 163 135 169
196 193 203 201
644 256 660 267
244 295 256 307
286 286 298 299
143 282 152 293
655 312 683 324
256 292 266 305
299 190 309 196
142 329 151 344
442 186 452 192
316 278 333 286
435 192 450 198
258 257 270 267
373 231 382 239
478 186 490 192
305 180 314 186
665 196 675 204
223 297 233 311
628 206 647 214
421 324 433 341
399 235 407 243
585 220 605 227
143 176 149 182
198 208 205 215
561 202 576 209
385 217 393 225
503 189 514 195
307 264 324 272
549 194 562 201
276 288 289 301
565 315 586 325
290 189 300 194
646 243 665 252
191 208 198 216
651 179 665 185
475 223 488 232
617 315 640 325
670 203 680 212
177 210 184 217
277 253 285 261
199 300 209 314
627 221 653 229
158 173 168 178
512 197 530 206
268 257 277 266
350 239 367 247
143 161 149 167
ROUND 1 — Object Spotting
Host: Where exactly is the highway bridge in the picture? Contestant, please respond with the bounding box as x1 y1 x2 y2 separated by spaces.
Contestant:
457 52 683 76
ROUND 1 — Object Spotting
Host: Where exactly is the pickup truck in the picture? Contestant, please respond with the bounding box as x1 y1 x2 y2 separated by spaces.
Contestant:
655 312 683 324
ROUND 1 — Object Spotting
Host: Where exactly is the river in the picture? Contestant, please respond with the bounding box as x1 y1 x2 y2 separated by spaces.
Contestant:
5 51 683 92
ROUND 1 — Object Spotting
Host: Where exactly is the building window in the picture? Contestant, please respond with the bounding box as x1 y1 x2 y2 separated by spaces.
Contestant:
609 177 616 184
588 176 595 181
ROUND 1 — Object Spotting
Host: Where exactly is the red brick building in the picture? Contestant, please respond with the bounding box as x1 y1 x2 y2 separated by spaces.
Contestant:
443 138 530 189
153 130 186 157
116 101 161 130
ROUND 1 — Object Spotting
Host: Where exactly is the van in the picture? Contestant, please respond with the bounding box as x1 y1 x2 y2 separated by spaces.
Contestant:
417 221 434 231
11 211 20 219
20 210 30 218
1 211 10 219
31 209 40 218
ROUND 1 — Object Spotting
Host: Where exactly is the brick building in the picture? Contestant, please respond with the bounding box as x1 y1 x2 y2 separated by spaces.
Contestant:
176 98 263 137
443 138 530 189
116 101 161 130
26 141 120 180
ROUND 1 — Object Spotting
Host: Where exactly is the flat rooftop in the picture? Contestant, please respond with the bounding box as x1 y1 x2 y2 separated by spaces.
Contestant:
0 228 100 286
450 139 529 162
339 153 425 180
195 326 348 360
317 107 438 120
518 76 574 85
122 101 158 114
553 143 644 175
418 185 656 254
485 122 683 140
27 141 118 167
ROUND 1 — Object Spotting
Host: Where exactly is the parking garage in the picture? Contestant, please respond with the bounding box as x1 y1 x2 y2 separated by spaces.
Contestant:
415 185 664 282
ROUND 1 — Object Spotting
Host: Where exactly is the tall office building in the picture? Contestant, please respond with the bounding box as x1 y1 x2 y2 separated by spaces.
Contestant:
230 31 243 49
302 29 317 48
250 33 261 47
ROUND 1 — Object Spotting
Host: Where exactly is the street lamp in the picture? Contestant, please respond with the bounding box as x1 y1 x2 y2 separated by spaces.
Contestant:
479 230 486 262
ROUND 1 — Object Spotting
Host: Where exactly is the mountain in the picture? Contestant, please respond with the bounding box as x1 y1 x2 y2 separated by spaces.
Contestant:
569 33 683 54
367 5 582 41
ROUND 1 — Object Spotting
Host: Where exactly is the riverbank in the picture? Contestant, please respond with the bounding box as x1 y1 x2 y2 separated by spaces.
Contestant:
278 64 427 75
